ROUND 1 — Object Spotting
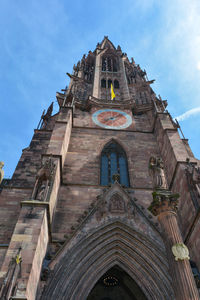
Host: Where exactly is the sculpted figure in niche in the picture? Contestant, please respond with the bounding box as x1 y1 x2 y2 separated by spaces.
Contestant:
109 193 125 213
31 157 55 202
186 159 200 198
35 177 48 201
149 157 168 190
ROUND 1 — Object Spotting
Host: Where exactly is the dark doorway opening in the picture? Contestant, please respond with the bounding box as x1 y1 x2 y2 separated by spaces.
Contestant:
87 266 147 300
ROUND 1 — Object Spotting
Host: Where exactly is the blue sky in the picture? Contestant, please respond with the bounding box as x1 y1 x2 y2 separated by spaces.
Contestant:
0 0 200 177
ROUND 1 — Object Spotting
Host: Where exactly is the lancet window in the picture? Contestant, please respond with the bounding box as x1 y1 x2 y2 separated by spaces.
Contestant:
101 79 106 88
108 79 112 88
100 142 129 187
101 79 119 89
114 80 119 89
102 56 118 72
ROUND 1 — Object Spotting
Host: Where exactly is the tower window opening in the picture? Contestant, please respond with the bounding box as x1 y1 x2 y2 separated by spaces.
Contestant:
102 56 118 72
107 58 112 71
108 79 112 88
113 58 117 72
101 79 106 88
100 142 129 187
114 80 119 89
102 57 107 71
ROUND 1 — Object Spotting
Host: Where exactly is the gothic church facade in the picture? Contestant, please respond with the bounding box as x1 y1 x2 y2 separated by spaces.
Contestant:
0 37 199 299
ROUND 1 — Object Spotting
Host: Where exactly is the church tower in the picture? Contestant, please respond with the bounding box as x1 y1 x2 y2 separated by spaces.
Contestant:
0 37 199 299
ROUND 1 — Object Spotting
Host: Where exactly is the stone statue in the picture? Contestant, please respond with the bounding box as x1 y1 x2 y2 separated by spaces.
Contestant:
80 54 86 70
149 157 168 189
35 179 47 201
109 193 124 213
31 157 55 202
0 161 4 184
41 102 53 129
73 64 78 76
185 159 200 198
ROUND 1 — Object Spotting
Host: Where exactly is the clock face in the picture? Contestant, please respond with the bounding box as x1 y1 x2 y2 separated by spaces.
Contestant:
92 109 132 129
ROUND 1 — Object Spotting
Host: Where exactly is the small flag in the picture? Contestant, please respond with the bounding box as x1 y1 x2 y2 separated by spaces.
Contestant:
111 83 116 100
15 254 22 265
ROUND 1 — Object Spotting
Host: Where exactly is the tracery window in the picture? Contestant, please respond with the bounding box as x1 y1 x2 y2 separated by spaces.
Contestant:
102 57 118 72
108 79 112 88
100 142 129 187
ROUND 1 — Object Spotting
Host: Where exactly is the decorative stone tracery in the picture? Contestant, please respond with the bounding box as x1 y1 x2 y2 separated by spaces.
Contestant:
109 193 125 213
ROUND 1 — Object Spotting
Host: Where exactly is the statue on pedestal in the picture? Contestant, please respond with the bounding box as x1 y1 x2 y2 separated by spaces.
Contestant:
149 157 168 190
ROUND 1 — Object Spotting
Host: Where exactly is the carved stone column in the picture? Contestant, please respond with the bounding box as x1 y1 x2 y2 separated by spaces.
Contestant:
149 189 199 299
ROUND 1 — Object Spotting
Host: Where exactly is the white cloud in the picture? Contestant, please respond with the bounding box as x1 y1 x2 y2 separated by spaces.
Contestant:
197 61 200 70
175 107 200 121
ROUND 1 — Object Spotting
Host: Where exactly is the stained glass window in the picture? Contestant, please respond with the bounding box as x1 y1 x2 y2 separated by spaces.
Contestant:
100 142 129 187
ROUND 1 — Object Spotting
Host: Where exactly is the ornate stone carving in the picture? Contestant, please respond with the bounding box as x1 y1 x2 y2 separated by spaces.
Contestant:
148 190 179 216
41 102 53 129
149 157 168 190
109 193 125 213
172 243 190 261
185 159 200 209
0 161 4 184
112 173 120 183
31 157 56 202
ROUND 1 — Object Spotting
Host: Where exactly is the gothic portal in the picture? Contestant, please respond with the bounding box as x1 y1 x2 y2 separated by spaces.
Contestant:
0 37 200 300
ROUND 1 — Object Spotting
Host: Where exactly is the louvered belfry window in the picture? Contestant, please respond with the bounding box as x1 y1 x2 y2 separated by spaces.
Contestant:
100 142 129 187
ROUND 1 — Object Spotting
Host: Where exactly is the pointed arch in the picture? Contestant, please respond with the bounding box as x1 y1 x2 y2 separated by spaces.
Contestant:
42 222 173 300
107 79 112 88
114 79 119 89
100 140 130 187
100 37 116 50
101 78 106 88
87 265 147 299
98 138 129 158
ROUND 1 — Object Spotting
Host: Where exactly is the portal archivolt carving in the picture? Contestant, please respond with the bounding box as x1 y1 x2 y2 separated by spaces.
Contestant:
41 221 173 300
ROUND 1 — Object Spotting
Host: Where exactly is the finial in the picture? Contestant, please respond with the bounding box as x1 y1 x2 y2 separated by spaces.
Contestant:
112 173 120 183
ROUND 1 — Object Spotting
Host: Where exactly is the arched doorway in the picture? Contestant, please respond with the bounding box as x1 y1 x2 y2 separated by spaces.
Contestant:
87 265 147 300
42 221 173 299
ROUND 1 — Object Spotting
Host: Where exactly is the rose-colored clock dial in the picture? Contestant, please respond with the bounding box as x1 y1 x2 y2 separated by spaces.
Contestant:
92 109 132 129
97 111 127 127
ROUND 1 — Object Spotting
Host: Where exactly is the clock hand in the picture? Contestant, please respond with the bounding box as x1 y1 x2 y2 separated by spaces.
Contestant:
104 113 122 122
104 117 115 121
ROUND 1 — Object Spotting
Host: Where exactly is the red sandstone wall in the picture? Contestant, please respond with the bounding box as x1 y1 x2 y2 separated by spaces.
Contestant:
52 112 160 241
